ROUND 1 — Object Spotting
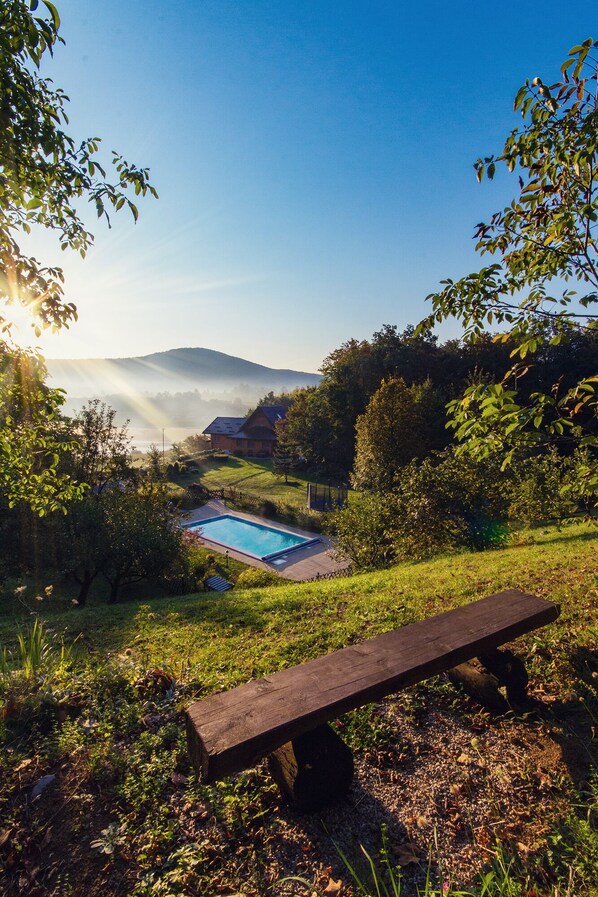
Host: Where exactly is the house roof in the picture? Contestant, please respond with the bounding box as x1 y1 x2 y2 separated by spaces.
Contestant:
203 416 245 436
203 407 287 438
252 405 287 425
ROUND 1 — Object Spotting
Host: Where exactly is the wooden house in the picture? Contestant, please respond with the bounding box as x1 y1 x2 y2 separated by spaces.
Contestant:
203 406 287 458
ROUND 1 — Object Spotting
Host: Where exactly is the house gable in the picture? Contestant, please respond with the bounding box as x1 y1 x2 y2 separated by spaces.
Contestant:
240 405 287 437
202 407 287 458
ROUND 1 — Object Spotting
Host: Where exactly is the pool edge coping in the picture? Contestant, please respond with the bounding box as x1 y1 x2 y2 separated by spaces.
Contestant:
183 513 321 563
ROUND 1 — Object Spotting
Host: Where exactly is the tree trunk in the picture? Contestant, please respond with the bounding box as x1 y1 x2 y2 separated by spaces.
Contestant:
76 569 94 606
478 649 529 704
448 649 530 713
447 661 509 714
108 575 121 604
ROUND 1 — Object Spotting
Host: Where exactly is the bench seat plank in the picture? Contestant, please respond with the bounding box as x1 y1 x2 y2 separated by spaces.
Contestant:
186 590 559 781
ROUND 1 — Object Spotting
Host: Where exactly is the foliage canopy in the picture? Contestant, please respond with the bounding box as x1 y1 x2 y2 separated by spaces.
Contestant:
0 0 156 339
0 0 155 514
352 377 446 492
420 39 598 478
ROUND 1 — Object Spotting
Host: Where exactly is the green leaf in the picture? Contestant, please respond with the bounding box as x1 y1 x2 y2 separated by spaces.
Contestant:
42 0 60 29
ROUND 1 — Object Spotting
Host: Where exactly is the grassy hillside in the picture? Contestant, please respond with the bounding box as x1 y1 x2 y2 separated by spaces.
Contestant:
0 523 596 896
187 455 353 511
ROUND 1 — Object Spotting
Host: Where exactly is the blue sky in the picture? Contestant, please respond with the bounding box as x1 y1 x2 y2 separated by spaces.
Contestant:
29 1 597 371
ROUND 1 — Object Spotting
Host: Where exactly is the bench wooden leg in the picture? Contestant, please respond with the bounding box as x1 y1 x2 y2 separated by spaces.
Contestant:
448 648 529 713
267 723 354 812
478 649 529 704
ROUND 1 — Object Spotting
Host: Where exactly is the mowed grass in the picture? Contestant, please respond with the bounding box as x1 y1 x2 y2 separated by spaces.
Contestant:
182 456 353 509
3 522 595 696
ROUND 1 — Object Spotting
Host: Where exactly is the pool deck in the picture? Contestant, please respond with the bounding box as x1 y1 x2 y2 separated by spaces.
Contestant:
184 500 350 582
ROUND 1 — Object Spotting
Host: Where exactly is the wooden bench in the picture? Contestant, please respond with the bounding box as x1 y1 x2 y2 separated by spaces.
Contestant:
186 589 559 810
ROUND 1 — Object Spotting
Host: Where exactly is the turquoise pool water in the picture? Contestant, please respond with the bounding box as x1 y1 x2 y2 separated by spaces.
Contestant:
185 514 319 561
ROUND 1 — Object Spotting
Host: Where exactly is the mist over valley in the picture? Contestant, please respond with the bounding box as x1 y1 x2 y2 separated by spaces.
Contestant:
46 347 321 448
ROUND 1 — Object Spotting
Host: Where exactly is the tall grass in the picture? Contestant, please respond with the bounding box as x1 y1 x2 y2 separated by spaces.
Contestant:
1 619 79 682
280 822 592 897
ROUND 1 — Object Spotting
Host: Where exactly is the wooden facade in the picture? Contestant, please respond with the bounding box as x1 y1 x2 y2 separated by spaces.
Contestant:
203 406 286 458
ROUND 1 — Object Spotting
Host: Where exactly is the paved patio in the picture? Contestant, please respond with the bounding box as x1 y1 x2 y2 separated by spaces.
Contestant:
184 500 350 582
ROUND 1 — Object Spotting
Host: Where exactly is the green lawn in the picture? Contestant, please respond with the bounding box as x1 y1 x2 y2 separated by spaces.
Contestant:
3 522 594 685
176 455 353 510
1 522 596 896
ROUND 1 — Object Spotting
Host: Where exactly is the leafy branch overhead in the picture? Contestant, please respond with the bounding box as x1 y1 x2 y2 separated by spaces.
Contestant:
0 0 156 515
0 0 157 339
419 38 598 480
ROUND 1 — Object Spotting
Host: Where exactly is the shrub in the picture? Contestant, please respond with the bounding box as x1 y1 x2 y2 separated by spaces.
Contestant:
330 449 511 568
259 500 278 519
234 568 284 589
388 451 510 559
277 503 324 533
507 448 590 526
326 494 395 570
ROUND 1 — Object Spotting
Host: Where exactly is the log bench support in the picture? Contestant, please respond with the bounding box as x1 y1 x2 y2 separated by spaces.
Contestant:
448 648 530 713
267 723 354 811
185 590 559 810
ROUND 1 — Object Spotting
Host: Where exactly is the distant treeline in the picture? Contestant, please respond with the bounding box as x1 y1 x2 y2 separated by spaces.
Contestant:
272 324 597 476
63 389 251 430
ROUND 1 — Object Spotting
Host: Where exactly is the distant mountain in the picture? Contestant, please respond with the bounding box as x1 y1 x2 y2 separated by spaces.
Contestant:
46 347 321 398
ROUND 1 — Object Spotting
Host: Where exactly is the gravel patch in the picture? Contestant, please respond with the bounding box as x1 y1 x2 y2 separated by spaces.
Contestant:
202 678 589 895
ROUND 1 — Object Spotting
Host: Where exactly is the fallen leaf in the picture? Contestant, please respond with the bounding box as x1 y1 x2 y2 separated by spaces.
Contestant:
171 772 188 786
393 841 421 866
457 752 472 764
323 878 342 896
31 774 56 800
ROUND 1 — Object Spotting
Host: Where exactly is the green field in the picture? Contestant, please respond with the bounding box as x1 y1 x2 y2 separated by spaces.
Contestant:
179 455 353 510
1 522 596 896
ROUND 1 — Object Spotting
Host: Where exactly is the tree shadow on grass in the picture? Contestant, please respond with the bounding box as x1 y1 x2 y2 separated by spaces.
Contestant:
64 586 298 659
536 527 597 548
534 646 598 792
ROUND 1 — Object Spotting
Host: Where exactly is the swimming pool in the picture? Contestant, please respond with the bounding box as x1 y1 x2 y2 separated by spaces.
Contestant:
185 514 320 561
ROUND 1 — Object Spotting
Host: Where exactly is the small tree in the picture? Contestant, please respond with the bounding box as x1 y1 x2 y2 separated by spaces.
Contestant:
101 481 183 603
326 493 395 570
352 378 447 492
68 400 131 492
57 497 106 605
0 348 81 514
146 443 165 480
180 433 211 455
56 401 132 604
272 419 300 484
420 39 597 493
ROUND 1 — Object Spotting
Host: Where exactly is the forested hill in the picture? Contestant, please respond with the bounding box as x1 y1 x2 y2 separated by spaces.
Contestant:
46 347 321 398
